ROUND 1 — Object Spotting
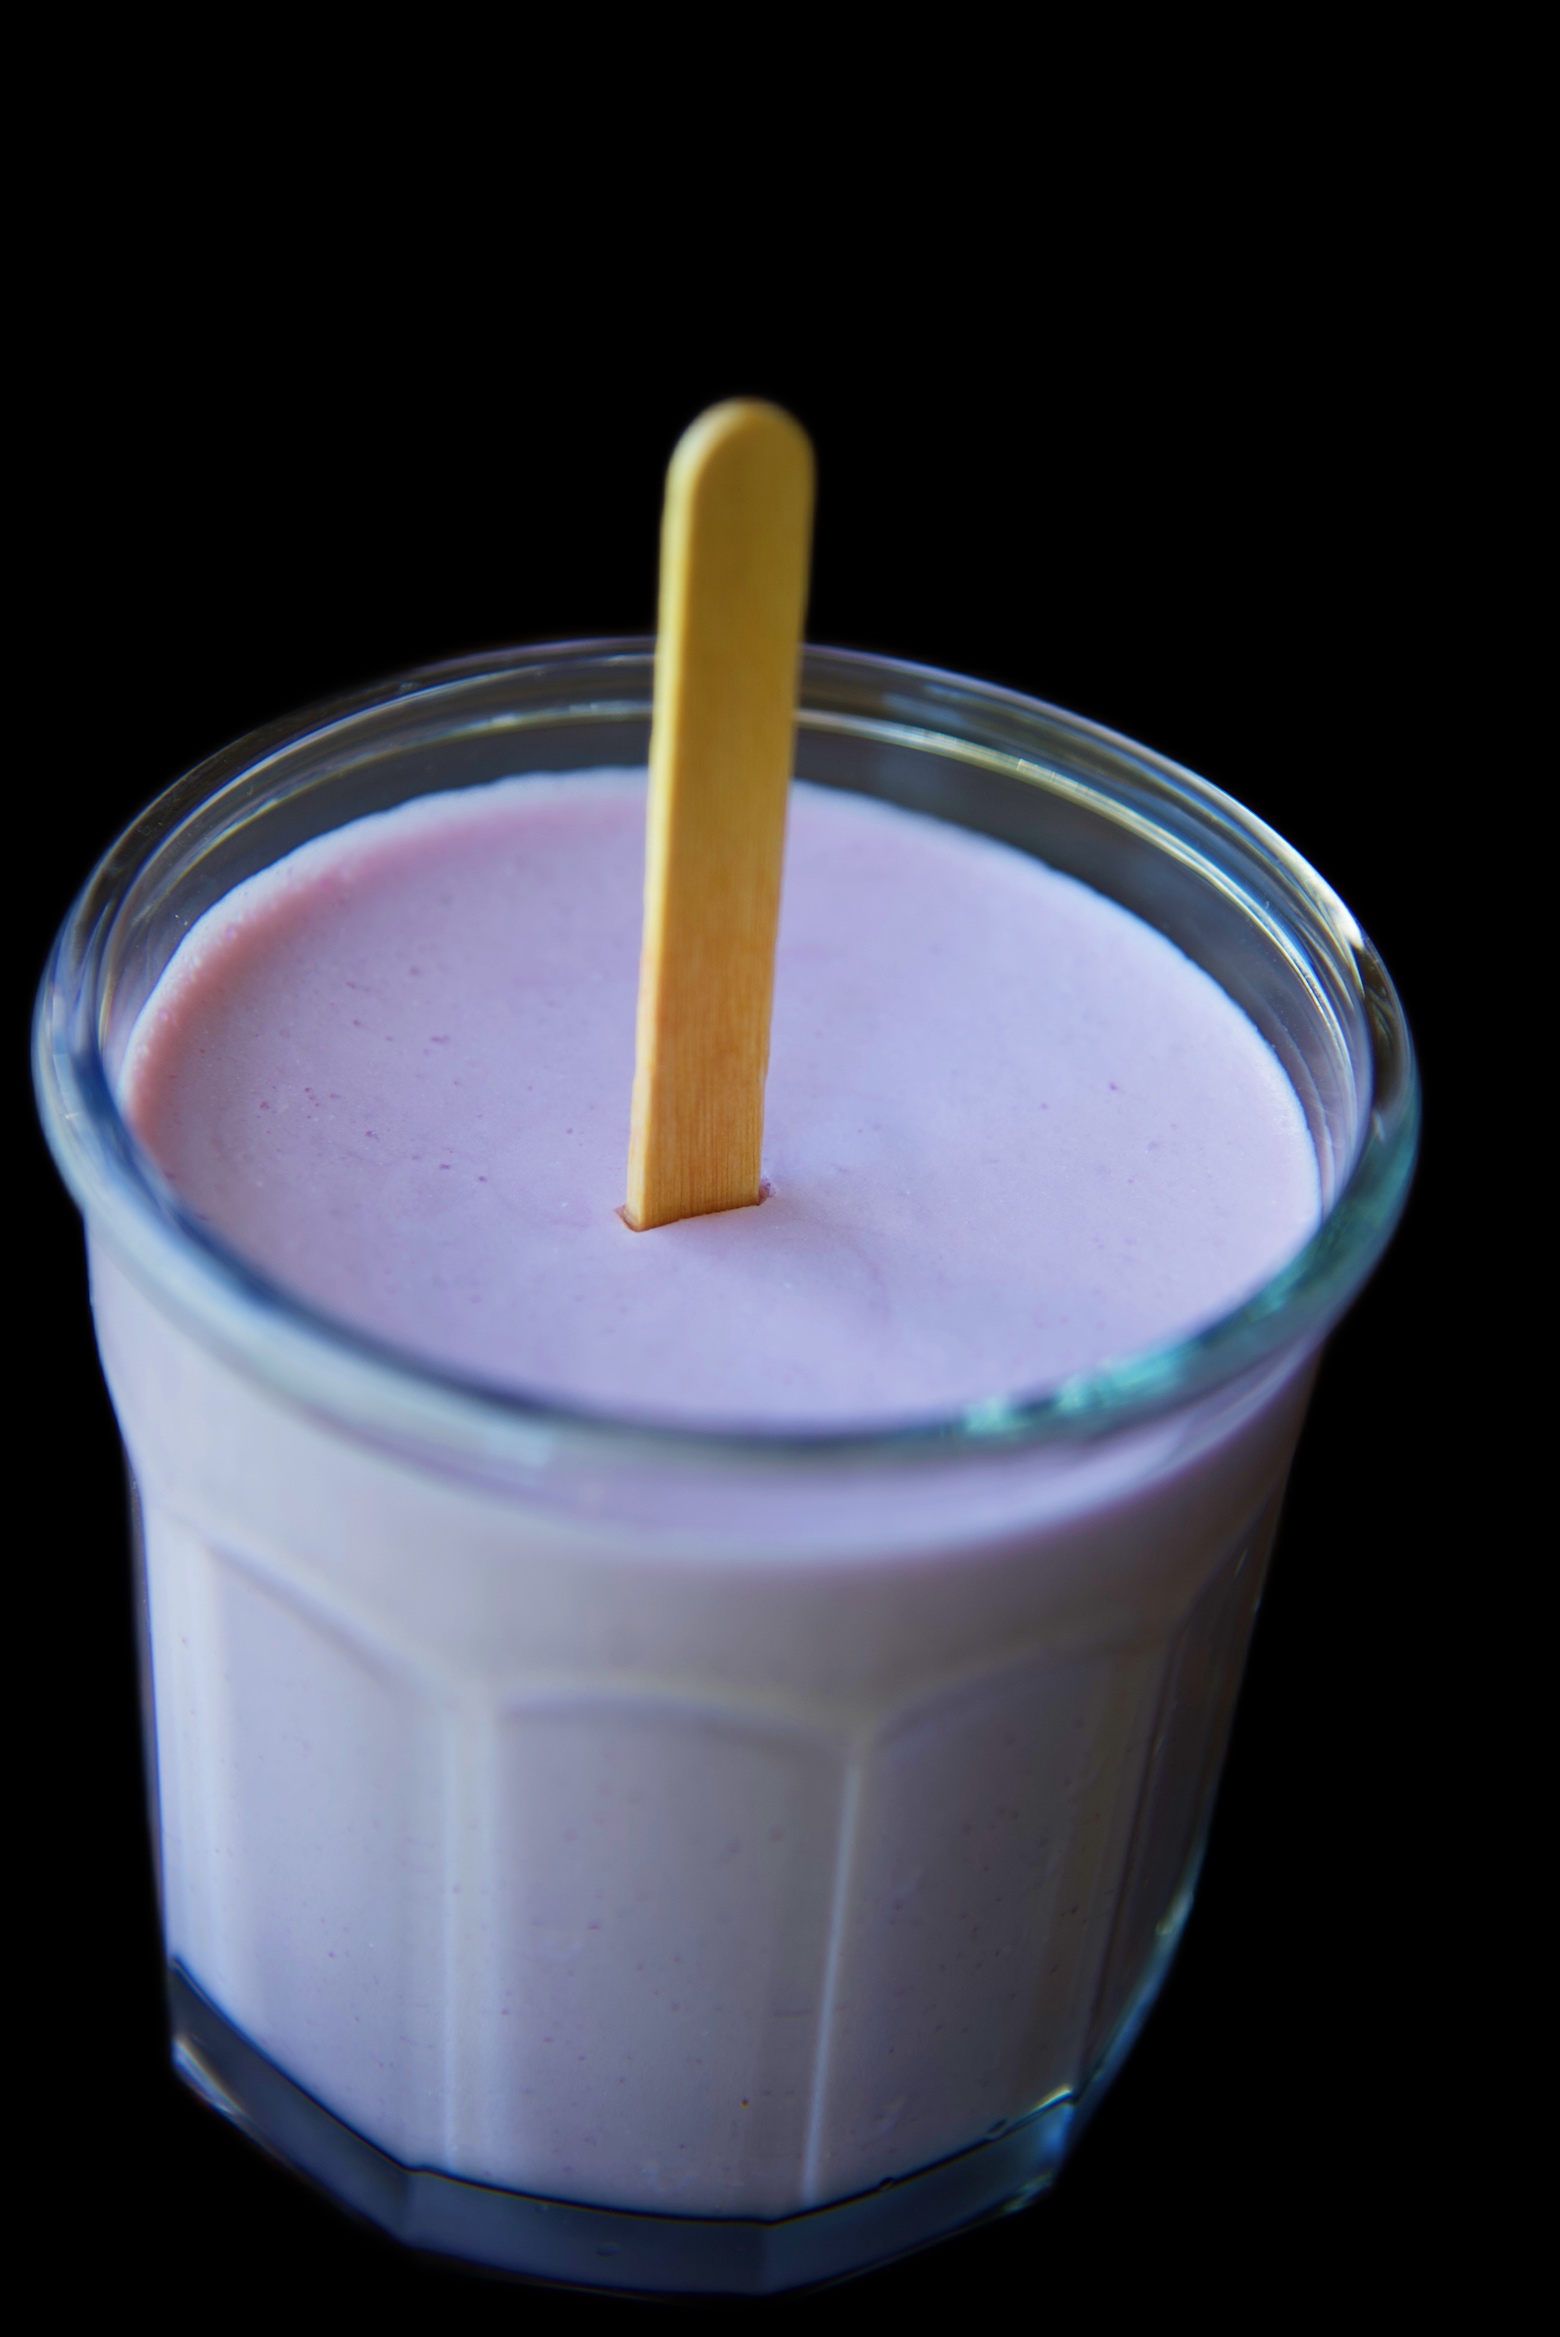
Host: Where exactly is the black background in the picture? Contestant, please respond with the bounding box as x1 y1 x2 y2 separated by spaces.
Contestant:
16 222 1477 2321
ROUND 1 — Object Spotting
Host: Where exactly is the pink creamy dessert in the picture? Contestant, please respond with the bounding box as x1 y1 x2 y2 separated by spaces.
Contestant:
123 775 1317 1424
93 768 1327 2221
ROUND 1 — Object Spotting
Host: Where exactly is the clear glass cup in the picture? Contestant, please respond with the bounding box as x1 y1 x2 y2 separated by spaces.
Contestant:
33 642 1418 2295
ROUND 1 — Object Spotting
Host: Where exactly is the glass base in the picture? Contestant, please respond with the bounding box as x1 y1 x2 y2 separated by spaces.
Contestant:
168 1966 1095 2295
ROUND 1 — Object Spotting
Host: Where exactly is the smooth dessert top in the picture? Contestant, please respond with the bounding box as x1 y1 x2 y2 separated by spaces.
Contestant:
122 775 1320 1428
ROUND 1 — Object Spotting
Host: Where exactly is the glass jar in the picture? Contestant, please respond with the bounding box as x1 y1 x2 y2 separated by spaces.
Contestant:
33 642 1418 2294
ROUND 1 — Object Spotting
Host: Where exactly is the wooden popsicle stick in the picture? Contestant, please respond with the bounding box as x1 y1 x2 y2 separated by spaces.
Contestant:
624 401 815 1231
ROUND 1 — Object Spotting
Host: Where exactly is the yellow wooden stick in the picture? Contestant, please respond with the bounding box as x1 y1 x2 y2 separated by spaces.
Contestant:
624 401 815 1231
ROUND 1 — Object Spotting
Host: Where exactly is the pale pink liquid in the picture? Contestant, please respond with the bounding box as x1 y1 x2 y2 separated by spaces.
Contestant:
100 772 1325 2215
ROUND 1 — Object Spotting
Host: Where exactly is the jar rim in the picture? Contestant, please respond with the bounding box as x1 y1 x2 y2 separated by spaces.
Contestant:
33 638 1420 1474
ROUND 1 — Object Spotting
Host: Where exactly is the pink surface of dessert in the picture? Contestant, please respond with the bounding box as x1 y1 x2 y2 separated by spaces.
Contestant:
123 775 1318 1426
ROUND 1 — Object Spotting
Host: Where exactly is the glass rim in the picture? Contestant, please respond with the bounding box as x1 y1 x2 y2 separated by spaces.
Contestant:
33 637 1420 1473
